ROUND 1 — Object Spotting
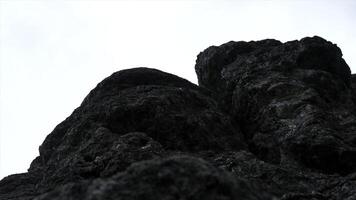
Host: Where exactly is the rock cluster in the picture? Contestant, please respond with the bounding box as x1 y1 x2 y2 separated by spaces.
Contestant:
1 36 356 200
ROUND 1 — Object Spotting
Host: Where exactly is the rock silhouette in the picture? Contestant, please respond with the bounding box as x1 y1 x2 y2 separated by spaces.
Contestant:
1 36 356 200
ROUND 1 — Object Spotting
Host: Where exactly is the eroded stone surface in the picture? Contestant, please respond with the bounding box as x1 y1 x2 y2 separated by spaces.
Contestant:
34 156 268 200
1 37 356 200
1 67 246 199
196 36 356 175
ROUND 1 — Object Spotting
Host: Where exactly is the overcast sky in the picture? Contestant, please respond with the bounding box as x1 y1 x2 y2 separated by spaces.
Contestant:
0 0 355 179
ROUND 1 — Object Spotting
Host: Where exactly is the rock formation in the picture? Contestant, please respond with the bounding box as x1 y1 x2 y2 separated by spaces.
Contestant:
1 36 356 200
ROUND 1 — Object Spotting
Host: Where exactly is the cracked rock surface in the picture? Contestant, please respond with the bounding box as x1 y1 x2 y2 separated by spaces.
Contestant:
1 36 356 200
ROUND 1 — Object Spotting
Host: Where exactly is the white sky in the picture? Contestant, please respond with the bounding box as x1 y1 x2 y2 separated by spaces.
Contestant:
0 0 355 179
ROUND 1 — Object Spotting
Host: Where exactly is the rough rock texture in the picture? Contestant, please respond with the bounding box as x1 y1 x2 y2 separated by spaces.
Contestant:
1 36 356 200
34 156 263 200
196 36 356 175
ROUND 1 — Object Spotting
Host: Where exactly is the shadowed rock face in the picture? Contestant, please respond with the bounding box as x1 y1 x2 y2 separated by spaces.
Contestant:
196 36 356 175
1 37 356 200
0 67 247 200
34 156 263 200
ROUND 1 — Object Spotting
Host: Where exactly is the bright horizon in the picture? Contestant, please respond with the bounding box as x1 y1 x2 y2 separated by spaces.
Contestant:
1 0 356 179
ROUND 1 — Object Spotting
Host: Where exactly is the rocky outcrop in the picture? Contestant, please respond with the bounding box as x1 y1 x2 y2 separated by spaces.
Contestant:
196 36 356 175
1 36 356 200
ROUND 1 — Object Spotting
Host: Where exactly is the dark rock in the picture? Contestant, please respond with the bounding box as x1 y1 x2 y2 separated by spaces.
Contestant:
2 37 356 200
0 173 39 200
203 150 356 200
34 156 268 200
1 67 246 199
196 36 356 175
